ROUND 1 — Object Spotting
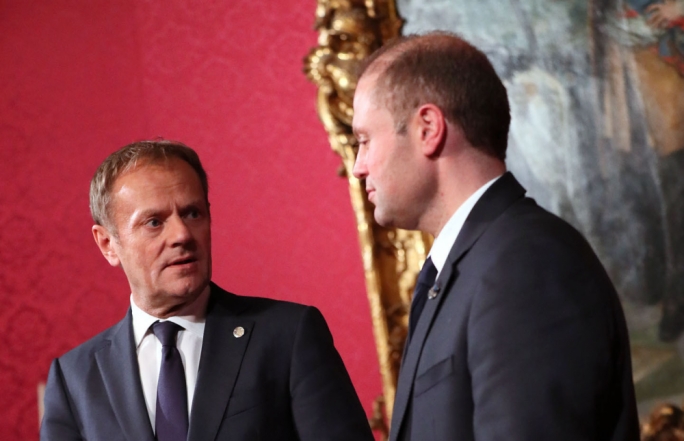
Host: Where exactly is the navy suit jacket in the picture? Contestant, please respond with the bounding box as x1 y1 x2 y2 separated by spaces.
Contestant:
41 283 373 441
391 173 640 441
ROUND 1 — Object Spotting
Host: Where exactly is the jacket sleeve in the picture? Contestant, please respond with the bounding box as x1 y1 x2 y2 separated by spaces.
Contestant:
40 358 84 441
468 235 639 441
289 306 374 441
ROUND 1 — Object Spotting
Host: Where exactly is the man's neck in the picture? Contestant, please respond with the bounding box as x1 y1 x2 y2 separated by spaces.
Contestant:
424 155 506 237
133 284 211 320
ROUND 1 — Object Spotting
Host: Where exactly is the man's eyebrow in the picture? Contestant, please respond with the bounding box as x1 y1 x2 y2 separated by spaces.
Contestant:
179 201 206 212
132 208 164 221
184 198 207 207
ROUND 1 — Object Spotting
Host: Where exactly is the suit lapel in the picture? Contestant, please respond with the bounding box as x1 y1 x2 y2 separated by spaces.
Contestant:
95 310 155 441
188 284 253 441
390 173 526 440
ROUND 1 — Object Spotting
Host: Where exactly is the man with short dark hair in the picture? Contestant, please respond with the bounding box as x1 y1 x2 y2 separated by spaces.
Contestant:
352 32 640 441
41 140 374 441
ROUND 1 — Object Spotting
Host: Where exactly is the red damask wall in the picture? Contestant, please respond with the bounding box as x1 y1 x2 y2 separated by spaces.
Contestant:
0 1 380 439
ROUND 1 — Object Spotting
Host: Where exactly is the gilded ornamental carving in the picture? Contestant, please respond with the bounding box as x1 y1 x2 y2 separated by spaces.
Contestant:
304 0 431 436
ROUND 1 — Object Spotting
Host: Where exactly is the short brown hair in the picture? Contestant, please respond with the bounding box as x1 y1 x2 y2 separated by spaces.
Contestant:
90 140 209 228
359 31 510 160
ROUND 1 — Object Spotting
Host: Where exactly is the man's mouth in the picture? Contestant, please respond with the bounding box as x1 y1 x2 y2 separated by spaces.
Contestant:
167 256 198 267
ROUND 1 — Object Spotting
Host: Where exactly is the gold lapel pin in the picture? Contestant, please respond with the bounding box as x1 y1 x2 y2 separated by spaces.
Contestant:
233 326 245 338
428 284 440 300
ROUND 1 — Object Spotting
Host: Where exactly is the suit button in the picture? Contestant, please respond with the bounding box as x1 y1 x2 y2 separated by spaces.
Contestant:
233 327 245 338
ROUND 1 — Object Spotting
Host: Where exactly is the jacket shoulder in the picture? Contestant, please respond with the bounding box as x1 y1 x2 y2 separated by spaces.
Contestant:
56 315 129 367
211 283 311 313
209 283 321 330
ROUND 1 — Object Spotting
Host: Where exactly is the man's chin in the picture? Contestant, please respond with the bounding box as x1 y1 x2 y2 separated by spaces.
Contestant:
164 277 210 302
373 209 395 229
374 210 416 231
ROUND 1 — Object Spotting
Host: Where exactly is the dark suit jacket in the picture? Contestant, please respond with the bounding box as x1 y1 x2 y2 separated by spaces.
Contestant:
391 173 640 441
41 283 373 441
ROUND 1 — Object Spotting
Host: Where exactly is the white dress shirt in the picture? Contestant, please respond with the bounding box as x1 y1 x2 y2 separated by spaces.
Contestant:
130 294 207 432
429 175 502 276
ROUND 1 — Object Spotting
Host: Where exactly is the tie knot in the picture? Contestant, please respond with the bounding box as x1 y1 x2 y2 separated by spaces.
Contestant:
417 257 438 288
152 321 183 347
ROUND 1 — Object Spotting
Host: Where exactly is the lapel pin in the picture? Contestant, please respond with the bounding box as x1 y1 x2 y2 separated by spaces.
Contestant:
233 326 245 338
428 283 440 300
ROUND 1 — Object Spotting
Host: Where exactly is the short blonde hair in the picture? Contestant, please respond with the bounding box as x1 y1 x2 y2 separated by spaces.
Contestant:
89 140 209 228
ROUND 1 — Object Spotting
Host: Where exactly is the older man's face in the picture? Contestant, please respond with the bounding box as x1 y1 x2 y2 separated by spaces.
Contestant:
94 158 212 314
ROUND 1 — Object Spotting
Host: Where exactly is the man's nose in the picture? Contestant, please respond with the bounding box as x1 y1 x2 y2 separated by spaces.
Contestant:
168 215 193 245
352 150 367 180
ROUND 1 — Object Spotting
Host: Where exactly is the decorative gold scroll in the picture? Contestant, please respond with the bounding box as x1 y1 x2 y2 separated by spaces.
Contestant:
641 402 684 441
304 0 432 435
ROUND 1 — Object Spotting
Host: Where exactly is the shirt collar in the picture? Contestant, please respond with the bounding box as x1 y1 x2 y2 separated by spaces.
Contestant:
130 291 209 348
429 175 502 274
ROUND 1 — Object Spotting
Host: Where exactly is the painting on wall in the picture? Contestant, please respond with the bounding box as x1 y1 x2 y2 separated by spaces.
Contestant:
397 0 684 415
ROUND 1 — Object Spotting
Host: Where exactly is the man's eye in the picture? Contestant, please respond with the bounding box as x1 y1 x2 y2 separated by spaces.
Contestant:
146 219 161 227
187 209 200 219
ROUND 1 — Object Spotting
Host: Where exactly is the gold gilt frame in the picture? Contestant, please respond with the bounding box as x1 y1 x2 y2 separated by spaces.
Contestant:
304 0 431 434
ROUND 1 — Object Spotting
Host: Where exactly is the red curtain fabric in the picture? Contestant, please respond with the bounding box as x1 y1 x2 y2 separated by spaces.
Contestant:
0 1 380 439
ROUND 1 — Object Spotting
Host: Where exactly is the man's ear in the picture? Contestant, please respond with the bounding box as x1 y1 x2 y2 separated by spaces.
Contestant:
414 103 446 157
92 225 121 267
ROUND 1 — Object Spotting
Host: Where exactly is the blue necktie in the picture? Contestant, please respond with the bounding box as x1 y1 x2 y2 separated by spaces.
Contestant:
152 321 188 441
409 257 438 339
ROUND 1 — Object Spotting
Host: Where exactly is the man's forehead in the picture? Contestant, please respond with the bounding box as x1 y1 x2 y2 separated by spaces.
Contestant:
115 157 191 183
111 161 202 203
355 73 385 109
110 166 203 212
353 75 391 121
358 69 383 92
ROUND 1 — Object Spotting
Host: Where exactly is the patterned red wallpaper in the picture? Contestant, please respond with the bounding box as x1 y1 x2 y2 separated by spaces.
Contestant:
0 1 380 439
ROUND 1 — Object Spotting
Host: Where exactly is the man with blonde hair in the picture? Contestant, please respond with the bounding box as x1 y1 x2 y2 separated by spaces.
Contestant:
41 140 373 441
352 32 639 441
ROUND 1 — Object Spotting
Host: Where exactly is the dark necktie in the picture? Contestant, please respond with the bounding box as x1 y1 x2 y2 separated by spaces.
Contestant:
152 321 188 441
409 257 438 339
